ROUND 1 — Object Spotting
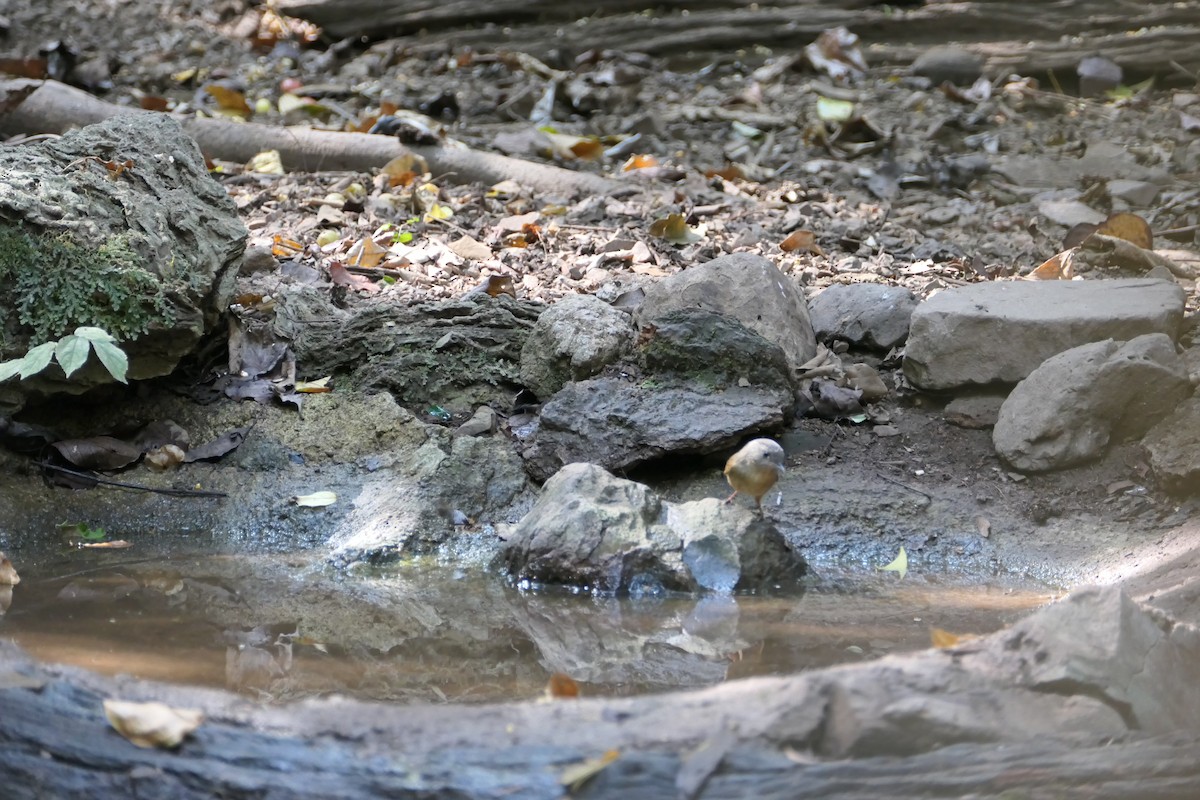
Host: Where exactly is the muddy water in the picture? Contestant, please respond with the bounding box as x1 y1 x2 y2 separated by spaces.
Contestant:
0 548 1055 704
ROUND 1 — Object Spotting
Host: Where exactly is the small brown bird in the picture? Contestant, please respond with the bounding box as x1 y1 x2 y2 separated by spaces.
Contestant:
723 438 786 514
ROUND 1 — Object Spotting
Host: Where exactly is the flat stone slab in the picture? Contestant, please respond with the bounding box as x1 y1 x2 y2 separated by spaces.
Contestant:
904 279 1185 391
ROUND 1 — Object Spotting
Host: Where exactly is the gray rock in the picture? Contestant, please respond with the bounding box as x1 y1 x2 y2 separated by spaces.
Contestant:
904 279 1186 391
1143 396 1200 495
809 283 917 350
911 46 984 85
454 405 497 437
521 310 793 480
943 394 1007 429
522 379 790 482
979 585 1200 734
844 363 889 403
638 252 817 371
1077 55 1123 97
281 291 542 413
0 115 245 406
519 294 633 399
993 334 1192 472
1107 179 1161 208
1037 198 1106 227
639 308 793 388
499 464 801 593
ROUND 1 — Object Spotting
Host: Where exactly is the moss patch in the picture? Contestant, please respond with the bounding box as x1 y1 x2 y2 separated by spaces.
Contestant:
0 224 173 345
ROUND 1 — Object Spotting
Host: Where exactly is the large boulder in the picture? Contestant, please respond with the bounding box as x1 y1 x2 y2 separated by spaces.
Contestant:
0 114 246 410
993 334 1192 472
499 463 802 593
519 309 794 480
519 294 634 399
638 252 817 370
904 279 1185 391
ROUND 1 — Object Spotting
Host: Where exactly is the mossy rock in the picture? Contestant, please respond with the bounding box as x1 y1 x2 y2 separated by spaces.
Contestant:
0 114 246 407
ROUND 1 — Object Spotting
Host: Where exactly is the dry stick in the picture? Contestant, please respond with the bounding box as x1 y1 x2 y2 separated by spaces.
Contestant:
875 470 933 502
0 79 620 197
39 462 228 498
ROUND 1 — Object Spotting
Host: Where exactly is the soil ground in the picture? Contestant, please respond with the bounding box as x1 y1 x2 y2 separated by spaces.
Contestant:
4 0 1200 659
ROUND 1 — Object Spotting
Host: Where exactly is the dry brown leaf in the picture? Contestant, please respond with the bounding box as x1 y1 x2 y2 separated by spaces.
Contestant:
103 699 204 749
447 235 492 261
204 84 251 117
930 627 979 649
80 540 133 549
330 261 381 294
1095 211 1153 250
346 237 388 269
271 234 303 258
380 153 428 188
622 154 660 171
1026 248 1076 280
649 213 703 244
479 275 516 298
705 164 745 181
780 229 824 255
144 444 186 471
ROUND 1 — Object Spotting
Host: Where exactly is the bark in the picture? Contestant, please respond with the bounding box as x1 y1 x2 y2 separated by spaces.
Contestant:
3 640 1200 800
0 79 618 198
276 0 1200 79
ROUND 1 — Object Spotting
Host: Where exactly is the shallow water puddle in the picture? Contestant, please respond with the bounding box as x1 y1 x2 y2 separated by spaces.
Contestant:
0 551 1055 704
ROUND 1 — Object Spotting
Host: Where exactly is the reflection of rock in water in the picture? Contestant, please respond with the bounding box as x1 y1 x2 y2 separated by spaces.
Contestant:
682 535 739 592
510 591 740 691
224 624 295 694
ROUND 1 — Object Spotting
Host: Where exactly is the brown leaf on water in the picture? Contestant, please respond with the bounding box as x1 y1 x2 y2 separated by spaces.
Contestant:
1095 211 1153 250
51 437 142 471
546 672 580 699
930 627 979 649
1026 248 1076 280
103 699 204 749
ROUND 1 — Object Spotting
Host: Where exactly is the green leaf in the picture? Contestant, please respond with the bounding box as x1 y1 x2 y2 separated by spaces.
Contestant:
0 359 22 383
55 335 90 378
73 326 117 343
18 342 57 379
92 339 129 383
878 546 908 580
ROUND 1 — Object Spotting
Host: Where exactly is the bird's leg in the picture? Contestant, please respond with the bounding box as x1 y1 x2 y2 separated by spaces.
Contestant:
724 490 738 505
